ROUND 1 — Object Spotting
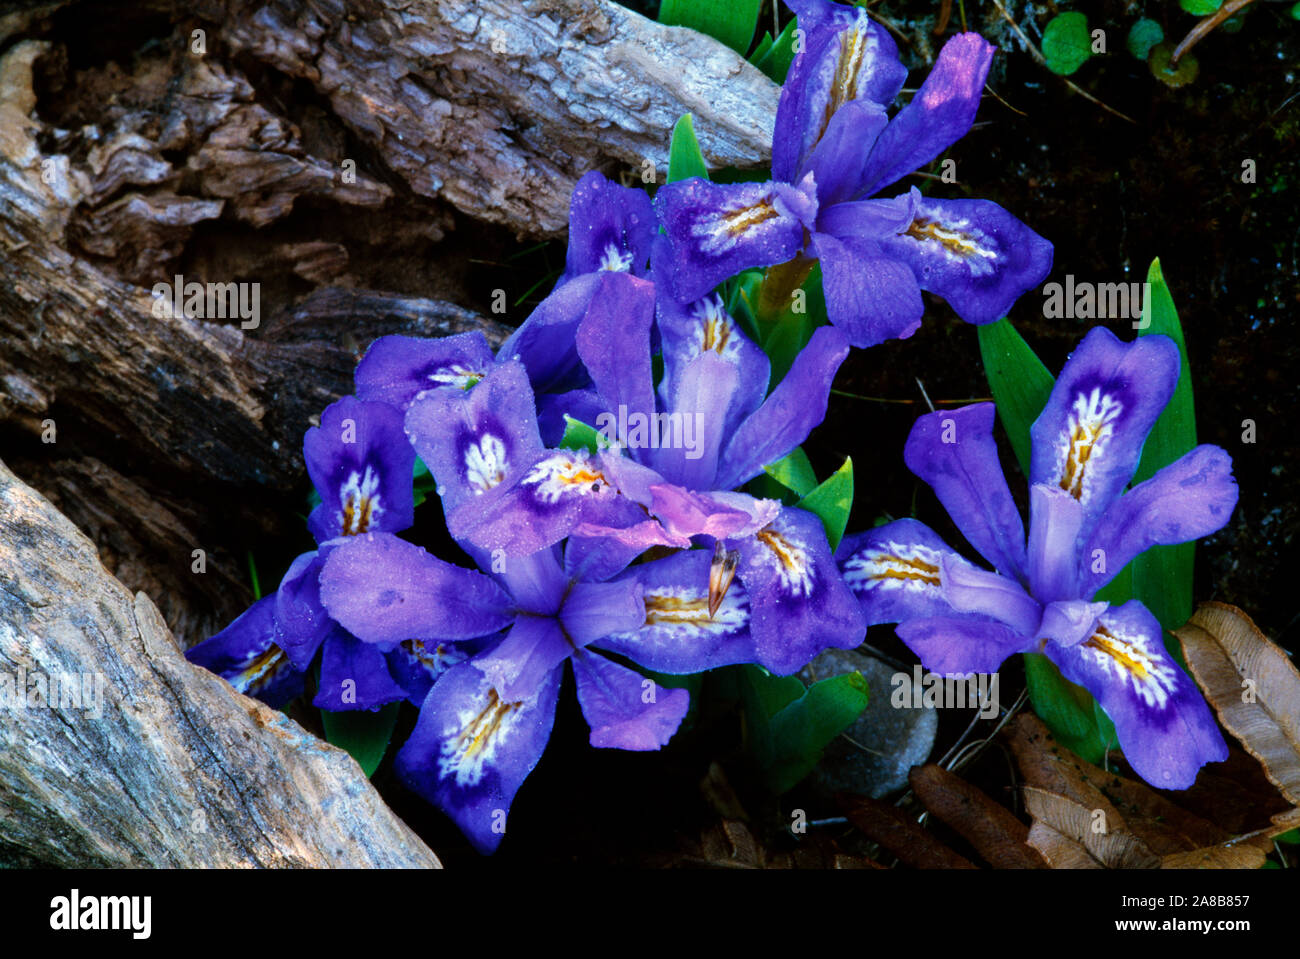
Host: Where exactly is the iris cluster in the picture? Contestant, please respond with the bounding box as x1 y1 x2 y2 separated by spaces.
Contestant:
187 0 1236 852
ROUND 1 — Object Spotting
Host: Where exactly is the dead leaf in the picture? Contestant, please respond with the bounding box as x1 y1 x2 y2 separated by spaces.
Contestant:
1161 845 1266 869
1027 821 1104 869
1176 602 1300 805
1023 787 1161 868
908 764 1047 869
837 792 978 869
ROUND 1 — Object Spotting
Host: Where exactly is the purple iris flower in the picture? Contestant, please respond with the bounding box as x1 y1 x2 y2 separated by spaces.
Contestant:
655 1 1052 348
187 396 422 711
568 274 867 674
316 529 758 853
837 327 1238 788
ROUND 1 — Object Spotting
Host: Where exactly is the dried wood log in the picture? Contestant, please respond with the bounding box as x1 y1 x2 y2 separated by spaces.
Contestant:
0 458 440 867
203 0 780 236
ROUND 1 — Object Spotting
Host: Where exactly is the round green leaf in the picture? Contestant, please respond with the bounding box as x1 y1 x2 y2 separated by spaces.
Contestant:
1126 18 1164 60
1042 12 1093 76
1179 0 1221 14
1149 42 1199 88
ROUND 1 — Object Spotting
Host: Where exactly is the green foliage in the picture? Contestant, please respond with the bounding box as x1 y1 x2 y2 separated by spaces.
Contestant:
321 703 402 778
1042 12 1093 76
558 415 604 454
1179 0 1222 14
667 113 710 184
1149 42 1199 88
1126 18 1164 60
412 456 437 508
749 18 799 83
659 0 763 56
975 318 1054 477
763 447 818 498
739 665 870 794
1131 259 1198 635
796 457 854 552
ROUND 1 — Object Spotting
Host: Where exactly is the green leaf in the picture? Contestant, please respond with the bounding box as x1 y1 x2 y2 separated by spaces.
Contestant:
659 0 764 55
1149 42 1199 88
750 18 799 83
412 455 436 508
321 703 401 779
1276 828 1300 845
1292 1 1300 21
763 447 818 498
1126 18 1164 60
977 318 1055 477
559 415 604 454
1023 654 1111 763
740 666 870 794
1131 258 1198 634
796 457 854 552
758 264 825 385
1179 0 1221 14
1042 12 1093 76
667 113 709 185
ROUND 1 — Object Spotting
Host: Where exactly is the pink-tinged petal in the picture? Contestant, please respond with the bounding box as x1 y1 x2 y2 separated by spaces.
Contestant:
474 616 571 704
305 396 415 542
813 232 924 348
354 331 495 410
561 580 646 647
838 518 969 625
1045 601 1228 789
313 629 408 711
732 506 866 675
903 402 1027 578
654 178 817 304
774 3 906 182
404 359 544 519
1026 484 1085 603
1029 328 1181 538
562 170 656 281
875 195 1053 325
571 650 690 751
395 661 561 854
318 532 512 644
575 272 658 423
452 447 644 556
596 548 756 674
895 615 1032 675
717 325 850 490
856 32 995 198
939 555 1042 636
1082 445 1238 597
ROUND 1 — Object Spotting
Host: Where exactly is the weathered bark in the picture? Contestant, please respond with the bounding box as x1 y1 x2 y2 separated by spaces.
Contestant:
203 0 780 237
0 459 440 867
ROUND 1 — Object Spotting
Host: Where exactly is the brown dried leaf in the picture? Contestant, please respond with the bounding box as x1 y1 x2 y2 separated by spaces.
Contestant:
1006 713 1228 853
1023 787 1161 869
837 792 978 869
1026 821 1103 869
1176 602 1300 804
908 764 1047 869
1161 845 1267 869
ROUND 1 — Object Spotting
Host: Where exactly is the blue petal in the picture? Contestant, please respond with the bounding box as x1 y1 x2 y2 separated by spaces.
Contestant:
305 396 415 542
571 650 690 750
185 595 304 708
396 661 561 854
